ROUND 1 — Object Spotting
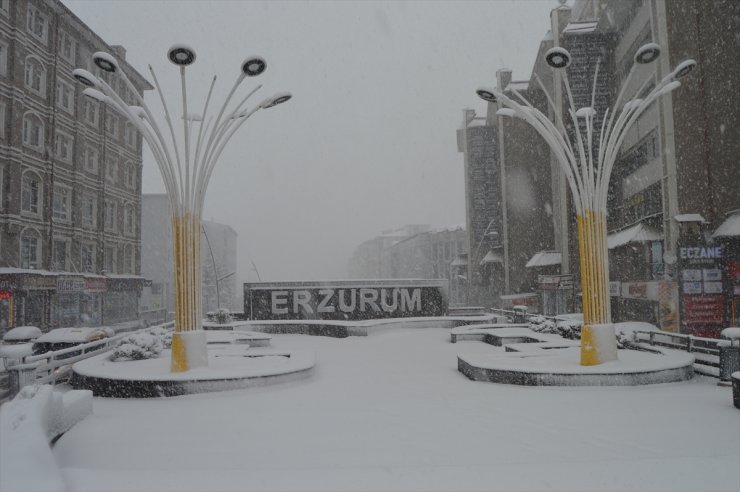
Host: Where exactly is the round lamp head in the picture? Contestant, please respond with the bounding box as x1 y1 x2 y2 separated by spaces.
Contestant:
673 59 696 79
545 47 571 69
634 43 661 64
242 56 266 77
72 68 100 88
476 87 497 103
167 44 197 66
82 88 107 103
93 52 119 73
263 92 292 109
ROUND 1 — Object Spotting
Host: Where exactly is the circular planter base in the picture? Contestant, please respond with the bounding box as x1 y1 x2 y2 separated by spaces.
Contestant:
458 347 694 386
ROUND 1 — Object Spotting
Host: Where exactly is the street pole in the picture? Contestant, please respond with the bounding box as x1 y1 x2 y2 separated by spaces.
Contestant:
476 43 695 365
74 46 291 372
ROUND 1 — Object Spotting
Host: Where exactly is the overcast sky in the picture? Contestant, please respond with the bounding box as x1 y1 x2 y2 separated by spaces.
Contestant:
62 0 556 284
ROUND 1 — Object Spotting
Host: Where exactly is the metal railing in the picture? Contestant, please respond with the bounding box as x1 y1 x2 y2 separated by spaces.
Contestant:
1 321 175 403
632 330 721 377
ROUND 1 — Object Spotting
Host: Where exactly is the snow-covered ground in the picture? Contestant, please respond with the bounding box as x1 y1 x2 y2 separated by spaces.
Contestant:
53 328 738 492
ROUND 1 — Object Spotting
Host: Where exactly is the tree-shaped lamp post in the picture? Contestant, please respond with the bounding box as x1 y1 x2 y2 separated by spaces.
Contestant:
476 44 695 365
73 45 291 372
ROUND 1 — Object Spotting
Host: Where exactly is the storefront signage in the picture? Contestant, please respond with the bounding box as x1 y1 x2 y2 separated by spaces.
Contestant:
609 281 621 297
244 280 448 321
0 278 17 291
538 274 574 290
57 276 86 293
621 281 660 301
0 292 11 300
678 241 726 336
107 278 143 292
85 278 107 293
21 275 56 290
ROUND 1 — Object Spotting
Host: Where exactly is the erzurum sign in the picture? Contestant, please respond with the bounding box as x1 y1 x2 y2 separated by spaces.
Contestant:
244 280 448 321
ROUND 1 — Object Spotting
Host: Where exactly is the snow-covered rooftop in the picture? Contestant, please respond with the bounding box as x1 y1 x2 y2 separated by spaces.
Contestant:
563 21 598 34
525 251 561 268
675 213 706 223
607 222 663 249
505 81 529 92
480 250 503 265
712 211 740 238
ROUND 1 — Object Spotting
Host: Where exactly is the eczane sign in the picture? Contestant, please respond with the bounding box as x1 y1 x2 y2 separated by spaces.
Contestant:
244 280 448 321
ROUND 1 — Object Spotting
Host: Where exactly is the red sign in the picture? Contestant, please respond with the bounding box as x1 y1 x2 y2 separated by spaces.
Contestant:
682 294 724 336
0 292 12 300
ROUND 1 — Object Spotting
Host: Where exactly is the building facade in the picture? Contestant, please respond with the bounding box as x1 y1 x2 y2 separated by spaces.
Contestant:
460 0 739 334
0 0 151 332
140 194 239 315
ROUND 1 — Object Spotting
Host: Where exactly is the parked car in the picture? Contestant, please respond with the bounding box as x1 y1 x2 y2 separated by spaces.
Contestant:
0 326 42 370
31 327 111 357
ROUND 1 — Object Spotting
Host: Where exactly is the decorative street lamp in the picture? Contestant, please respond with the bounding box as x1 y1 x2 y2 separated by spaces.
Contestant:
74 45 291 372
476 44 695 365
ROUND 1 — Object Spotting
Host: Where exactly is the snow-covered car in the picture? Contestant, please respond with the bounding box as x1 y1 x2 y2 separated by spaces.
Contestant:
0 326 42 370
31 327 111 357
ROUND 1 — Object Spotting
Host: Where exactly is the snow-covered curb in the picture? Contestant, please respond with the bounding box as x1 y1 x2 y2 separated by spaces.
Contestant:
0 385 92 492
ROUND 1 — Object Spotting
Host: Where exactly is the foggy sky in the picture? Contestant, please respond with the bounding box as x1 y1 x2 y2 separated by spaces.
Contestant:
62 0 555 284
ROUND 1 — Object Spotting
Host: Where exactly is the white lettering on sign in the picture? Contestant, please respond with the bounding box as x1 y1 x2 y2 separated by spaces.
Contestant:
317 289 335 313
401 288 422 311
293 290 314 314
679 246 723 259
359 288 381 312
338 289 356 312
380 288 398 312
271 291 288 314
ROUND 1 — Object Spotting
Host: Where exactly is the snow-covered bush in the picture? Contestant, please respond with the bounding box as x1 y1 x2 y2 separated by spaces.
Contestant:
556 319 582 340
148 325 172 349
528 316 558 334
213 308 233 325
110 332 162 361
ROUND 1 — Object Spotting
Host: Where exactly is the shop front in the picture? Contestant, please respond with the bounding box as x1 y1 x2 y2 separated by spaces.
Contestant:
16 274 56 331
104 276 144 324
0 273 18 335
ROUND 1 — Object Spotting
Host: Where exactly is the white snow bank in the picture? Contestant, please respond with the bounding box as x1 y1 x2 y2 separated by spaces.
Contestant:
0 385 92 492
3 326 42 342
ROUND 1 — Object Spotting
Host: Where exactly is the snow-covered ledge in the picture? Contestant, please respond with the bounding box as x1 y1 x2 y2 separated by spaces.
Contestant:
0 385 92 492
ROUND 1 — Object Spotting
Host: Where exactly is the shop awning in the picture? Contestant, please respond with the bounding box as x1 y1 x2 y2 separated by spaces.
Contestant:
450 255 468 267
525 251 561 268
712 211 740 238
479 250 503 265
607 222 662 249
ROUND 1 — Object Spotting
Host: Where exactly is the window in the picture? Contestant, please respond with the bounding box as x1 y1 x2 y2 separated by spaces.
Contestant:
0 0 9 16
124 123 137 148
104 199 117 231
21 172 42 215
52 184 71 222
0 165 4 209
81 242 96 273
24 57 46 95
22 113 44 149
84 145 99 174
105 245 117 274
58 31 75 63
81 194 97 228
84 99 99 127
124 204 135 235
105 113 119 138
52 239 68 271
56 79 75 114
26 6 48 43
20 229 41 270
54 131 73 162
123 245 134 274
0 102 5 140
106 156 118 184
124 162 136 189
0 39 8 77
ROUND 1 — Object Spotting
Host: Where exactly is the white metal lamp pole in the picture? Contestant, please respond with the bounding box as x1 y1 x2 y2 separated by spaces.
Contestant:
73 45 291 372
476 43 695 365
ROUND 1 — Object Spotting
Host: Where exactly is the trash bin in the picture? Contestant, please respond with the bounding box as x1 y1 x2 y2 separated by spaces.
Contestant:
513 306 528 324
719 346 740 381
732 372 740 409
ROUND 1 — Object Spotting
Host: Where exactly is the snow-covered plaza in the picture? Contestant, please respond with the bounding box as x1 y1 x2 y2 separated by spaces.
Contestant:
51 328 739 492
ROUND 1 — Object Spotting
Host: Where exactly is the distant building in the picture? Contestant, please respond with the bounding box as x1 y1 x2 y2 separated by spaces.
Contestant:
140 194 238 315
348 224 467 306
0 0 151 331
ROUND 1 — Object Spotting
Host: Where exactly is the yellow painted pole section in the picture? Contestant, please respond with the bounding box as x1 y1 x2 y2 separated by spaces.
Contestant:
579 209 609 366
170 213 200 373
